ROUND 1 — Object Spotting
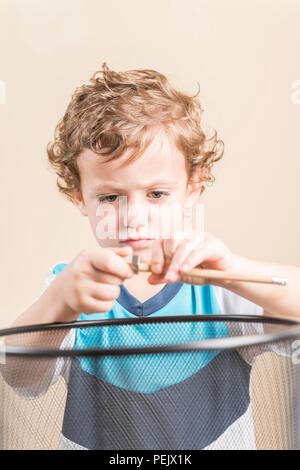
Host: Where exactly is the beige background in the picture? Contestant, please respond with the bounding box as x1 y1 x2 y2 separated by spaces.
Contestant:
0 0 299 328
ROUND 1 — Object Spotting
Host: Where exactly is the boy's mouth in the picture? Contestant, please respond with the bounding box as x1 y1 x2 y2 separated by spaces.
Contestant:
120 238 153 248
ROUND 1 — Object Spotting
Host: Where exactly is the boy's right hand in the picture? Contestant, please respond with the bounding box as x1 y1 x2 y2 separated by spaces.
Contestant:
52 246 134 322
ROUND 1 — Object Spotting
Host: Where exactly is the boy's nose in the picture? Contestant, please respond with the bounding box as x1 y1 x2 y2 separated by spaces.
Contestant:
126 214 145 231
119 198 149 236
126 210 148 237
126 200 146 223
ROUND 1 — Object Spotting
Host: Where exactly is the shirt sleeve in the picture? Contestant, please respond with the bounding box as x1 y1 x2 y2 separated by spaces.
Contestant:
213 286 290 364
34 262 68 300
213 285 264 317
12 263 74 399
12 330 74 400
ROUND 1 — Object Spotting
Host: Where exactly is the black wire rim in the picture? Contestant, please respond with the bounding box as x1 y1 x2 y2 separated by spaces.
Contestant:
0 314 300 358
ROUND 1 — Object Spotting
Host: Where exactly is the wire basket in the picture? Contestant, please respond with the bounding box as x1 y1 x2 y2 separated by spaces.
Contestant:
1 314 300 450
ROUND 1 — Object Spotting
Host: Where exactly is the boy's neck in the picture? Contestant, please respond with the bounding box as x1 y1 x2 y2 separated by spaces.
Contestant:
122 271 167 303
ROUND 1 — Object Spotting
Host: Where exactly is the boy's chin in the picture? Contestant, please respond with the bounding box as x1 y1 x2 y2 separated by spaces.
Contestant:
98 239 154 253
97 240 120 248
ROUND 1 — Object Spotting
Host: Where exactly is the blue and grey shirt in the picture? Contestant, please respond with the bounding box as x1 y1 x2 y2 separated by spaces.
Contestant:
18 262 273 450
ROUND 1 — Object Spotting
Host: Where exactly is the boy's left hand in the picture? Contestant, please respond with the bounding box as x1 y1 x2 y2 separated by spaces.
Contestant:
148 232 236 286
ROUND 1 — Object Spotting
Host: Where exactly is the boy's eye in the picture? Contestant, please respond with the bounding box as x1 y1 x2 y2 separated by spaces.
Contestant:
97 191 169 203
98 194 119 203
149 191 169 199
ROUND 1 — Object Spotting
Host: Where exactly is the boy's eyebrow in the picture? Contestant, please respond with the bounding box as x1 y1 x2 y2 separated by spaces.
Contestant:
91 180 179 193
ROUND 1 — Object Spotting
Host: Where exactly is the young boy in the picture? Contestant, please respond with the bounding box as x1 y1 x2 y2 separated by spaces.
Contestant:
6 63 300 450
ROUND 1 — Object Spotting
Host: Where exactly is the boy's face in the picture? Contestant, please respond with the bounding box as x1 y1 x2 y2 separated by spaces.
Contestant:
72 128 201 261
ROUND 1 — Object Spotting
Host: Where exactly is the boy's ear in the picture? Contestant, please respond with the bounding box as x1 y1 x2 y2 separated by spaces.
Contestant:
72 191 88 216
185 172 204 208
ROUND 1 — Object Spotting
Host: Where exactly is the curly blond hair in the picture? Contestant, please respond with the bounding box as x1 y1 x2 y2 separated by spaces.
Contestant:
47 62 224 202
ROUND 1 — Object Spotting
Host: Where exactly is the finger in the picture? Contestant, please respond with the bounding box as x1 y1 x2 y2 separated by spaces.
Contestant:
88 282 121 301
81 297 115 315
162 238 180 265
90 270 125 286
163 239 200 281
111 246 133 258
160 238 183 279
111 245 135 276
179 243 213 273
150 240 165 274
148 271 169 285
148 238 177 280
90 247 134 279
148 237 183 284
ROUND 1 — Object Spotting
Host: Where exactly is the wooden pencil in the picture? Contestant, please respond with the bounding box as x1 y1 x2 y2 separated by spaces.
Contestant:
128 257 288 286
